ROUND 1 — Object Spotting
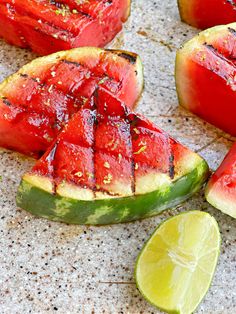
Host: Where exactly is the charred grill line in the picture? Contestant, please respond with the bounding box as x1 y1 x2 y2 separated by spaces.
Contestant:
90 90 99 196
49 0 93 19
94 187 121 197
61 59 118 86
127 122 136 194
226 0 236 8
130 157 136 194
117 53 137 64
126 115 138 195
204 43 236 66
11 0 94 38
62 59 82 67
8 3 75 38
2 97 12 106
45 141 59 195
228 27 236 35
169 146 175 179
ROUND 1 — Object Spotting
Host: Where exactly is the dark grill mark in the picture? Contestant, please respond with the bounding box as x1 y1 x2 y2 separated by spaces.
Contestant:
20 73 29 78
10 1 91 40
46 141 59 194
130 158 136 194
49 0 93 19
2 97 12 106
61 59 117 84
94 187 121 197
204 43 236 66
61 59 82 67
228 27 236 35
226 0 236 8
91 91 98 195
117 52 137 64
169 152 175 179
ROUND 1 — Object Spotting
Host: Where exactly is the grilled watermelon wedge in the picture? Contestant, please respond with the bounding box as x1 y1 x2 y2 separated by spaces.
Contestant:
16 88 209 225
176 23 236 136
206 143 236 219
178 0 236 29
0 0 130 55
0 47 143 157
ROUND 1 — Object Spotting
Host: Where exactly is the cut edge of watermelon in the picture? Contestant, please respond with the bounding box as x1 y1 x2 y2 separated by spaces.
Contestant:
205 182 236 219
17 157 208 225
175 23 236 113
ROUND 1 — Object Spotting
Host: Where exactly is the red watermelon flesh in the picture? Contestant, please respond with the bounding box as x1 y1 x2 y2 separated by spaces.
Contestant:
206 142 236 218
0 48 143 157
178 0 236 29
176 24 236 136
0 0 130 55
29 88 179 197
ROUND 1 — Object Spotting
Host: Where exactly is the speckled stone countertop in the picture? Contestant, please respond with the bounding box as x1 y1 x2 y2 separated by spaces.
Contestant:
0 1 236 313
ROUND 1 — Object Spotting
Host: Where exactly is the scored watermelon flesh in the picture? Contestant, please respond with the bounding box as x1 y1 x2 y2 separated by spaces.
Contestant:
0 0 129 55
0 48 142 157
176 25 236 136
179 0 236 29
29 88 187 198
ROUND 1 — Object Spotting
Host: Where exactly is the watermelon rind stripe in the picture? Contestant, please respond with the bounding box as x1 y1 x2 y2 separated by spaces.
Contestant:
16 159 209 225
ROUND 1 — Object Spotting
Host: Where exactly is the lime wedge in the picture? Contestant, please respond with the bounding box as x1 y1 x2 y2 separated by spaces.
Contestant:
135 211 221 314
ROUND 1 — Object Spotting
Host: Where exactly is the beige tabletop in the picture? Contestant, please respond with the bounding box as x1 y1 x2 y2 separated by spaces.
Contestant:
0 1 236 313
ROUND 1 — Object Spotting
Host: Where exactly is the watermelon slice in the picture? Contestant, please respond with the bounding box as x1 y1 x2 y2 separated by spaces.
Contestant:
0 0 130 55
16 88 209 225
0 47 143 157
206 143 236 219
178 0 236 29
176 23 236 136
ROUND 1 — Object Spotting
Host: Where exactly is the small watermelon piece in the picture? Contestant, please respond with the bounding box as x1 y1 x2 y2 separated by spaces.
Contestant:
206 143 236 219
178 0 236 29
0 47 143 157
176 23 236 136
0 0 130 55
16 88 209 225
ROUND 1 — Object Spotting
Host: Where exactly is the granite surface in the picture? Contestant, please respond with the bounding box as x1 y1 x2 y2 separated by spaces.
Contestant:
0 0 236 313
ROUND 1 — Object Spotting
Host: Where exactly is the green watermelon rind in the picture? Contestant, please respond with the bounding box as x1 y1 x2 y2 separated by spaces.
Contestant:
205 182 236 219
16 159 209 225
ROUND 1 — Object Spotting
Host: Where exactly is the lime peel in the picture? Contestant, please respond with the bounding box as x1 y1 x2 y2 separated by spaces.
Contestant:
135 211 221 314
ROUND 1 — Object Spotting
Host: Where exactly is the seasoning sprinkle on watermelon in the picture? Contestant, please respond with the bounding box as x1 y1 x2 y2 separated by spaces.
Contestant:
178 0 236 29
0 0 131 55
176 23 236 136
16 88 209 225
0 47 143 157
206 142 236 219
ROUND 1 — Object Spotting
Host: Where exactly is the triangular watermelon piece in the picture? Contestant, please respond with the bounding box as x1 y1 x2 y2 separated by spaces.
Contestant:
0 47 143 157
176 23 236 136
17 88 209 225
206 143 236 219
0 0 130 55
